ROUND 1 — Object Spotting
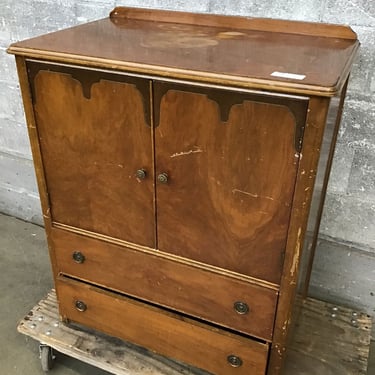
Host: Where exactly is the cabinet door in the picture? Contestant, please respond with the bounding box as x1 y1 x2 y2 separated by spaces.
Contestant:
29 63 154 247
154 82 307 284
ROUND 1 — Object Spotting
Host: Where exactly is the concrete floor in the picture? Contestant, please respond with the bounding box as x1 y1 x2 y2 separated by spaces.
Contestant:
0 213 109 374
0 212 374 374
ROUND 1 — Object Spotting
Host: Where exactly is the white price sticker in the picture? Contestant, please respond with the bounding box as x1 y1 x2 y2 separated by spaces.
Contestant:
271 71 306 80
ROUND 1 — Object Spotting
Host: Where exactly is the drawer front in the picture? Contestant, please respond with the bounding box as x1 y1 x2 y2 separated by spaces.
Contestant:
52 228 278 341
57 277 269 375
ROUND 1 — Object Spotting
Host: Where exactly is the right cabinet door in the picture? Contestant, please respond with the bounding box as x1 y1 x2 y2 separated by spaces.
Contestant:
154 82 308 284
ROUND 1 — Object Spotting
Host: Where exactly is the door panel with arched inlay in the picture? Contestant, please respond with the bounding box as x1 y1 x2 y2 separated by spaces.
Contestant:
30 63 155 247
154 82 308 284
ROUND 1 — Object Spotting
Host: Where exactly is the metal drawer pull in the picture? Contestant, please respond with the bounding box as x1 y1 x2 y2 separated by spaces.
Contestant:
227 355 243 367
72 251 85 264
75 300 87 312
136 169 147 179
157 172 168 184
233 301 249 315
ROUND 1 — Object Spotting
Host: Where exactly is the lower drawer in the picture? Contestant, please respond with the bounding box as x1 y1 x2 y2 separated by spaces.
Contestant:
51 228 278 341
57 277 269 375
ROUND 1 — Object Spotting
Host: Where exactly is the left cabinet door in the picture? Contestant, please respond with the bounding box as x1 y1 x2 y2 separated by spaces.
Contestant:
28 62 155 247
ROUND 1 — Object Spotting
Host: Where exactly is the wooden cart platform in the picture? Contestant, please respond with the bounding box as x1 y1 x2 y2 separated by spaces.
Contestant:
18 290 371 374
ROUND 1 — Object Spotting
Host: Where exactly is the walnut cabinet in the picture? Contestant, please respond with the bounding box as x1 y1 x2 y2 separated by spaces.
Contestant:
8 7 359 375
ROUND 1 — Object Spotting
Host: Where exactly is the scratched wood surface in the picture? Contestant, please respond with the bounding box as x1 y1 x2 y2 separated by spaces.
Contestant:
18 290 371 375
8 7 359 96
154 82 306 284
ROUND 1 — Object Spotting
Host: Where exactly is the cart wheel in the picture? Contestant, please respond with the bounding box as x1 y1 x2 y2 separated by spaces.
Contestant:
39 345 55 372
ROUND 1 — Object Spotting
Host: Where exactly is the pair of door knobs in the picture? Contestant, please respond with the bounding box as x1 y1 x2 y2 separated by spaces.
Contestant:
136 169 168 184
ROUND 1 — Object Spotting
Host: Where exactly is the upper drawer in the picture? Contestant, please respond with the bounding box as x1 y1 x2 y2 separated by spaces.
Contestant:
51 228 278 341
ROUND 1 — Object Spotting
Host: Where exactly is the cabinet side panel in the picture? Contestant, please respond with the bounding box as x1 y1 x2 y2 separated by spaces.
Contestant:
28 63 155 247
301 79 349 295
14 56 58 282
268 96 331 374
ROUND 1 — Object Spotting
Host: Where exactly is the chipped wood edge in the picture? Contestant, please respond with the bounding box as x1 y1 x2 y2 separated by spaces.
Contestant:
302 78 350 295
268 96 331 374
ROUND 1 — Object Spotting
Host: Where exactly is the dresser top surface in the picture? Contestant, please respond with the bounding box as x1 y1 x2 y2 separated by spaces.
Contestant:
8 7 359 96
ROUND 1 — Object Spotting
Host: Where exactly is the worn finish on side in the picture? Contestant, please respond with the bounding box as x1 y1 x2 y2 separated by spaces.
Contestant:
52 227 278 341
302 79 349 295
267 96 331 374
57 278 270 375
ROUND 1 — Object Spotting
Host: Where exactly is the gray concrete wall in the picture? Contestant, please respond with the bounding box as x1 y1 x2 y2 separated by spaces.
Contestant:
0 1 374 310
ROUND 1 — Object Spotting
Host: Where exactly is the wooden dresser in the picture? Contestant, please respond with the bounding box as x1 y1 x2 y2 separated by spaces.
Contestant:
8 7 359 375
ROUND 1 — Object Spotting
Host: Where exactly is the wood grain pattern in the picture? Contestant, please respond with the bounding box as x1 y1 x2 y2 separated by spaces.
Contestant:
267 97 331 374
10 9 360 375
18 291 372 375
57 277 270 375
110 7 358 40
7 9 359 96
52 220 278 291
155 83 304 283
31 66 155 247
27 61 152 126
153 83 308 151
18 292 205 375
52 227 278 341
